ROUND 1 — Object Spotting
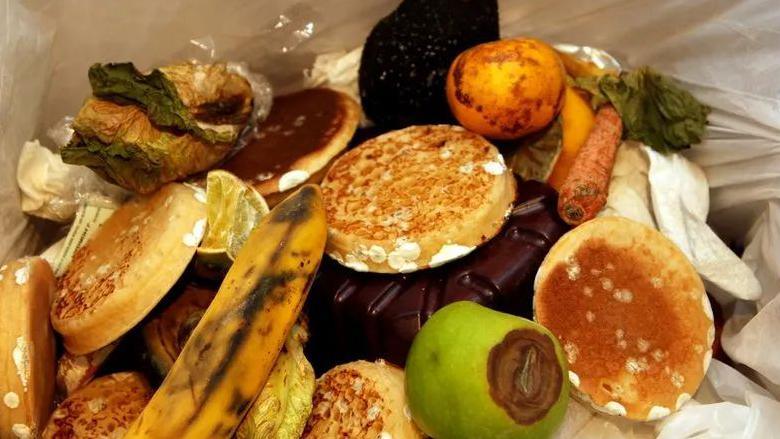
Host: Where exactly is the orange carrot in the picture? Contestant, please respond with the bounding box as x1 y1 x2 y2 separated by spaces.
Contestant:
557 104 623 225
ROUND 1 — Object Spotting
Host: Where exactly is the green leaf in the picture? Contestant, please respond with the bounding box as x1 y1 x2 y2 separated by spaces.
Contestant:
88 63 230 144
573 67 710 153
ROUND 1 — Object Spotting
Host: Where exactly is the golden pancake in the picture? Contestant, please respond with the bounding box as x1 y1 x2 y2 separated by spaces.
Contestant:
534 216 714 421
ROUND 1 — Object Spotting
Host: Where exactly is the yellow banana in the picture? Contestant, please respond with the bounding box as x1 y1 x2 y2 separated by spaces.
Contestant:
125 185 327 439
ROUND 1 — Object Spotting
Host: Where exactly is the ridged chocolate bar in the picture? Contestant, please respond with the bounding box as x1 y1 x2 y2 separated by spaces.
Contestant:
305 180 569 372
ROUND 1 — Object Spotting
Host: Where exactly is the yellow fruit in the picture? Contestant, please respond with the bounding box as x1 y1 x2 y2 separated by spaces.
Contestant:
446 38 566 139
547 87 596 190
196 170 270 270
124 185 327 439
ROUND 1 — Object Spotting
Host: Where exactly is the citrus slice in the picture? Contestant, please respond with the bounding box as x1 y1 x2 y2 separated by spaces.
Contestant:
196 170 270 269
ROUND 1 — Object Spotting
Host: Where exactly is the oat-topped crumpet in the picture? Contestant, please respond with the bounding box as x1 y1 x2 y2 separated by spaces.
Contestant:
42 372 152 438
51 183 207 355
322 125 516 273
303 360 423 439
533 216 714 421
222 88 360 206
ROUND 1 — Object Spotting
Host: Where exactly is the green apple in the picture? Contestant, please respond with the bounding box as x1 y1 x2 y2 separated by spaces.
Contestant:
405 301 569 439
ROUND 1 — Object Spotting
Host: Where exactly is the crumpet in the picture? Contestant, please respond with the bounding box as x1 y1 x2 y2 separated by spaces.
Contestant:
533 216 714 421
322 125 516 273
52 183 207 355
222 88 360 206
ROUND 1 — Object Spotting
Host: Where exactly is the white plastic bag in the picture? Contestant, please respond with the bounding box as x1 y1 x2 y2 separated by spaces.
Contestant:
4 1 780 437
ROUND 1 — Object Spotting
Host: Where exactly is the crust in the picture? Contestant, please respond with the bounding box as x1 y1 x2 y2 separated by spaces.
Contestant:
51 183 206 355
533 217 713 421
322 125 516 273
303 360 423 438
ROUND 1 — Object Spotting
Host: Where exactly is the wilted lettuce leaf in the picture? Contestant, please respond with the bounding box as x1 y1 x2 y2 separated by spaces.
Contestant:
62 98 232 194
235 324 315 439
574 67 710 153
89 63 252 144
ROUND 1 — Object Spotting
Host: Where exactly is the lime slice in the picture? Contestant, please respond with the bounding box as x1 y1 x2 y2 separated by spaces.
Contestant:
196 170 269 269
508 118 563 182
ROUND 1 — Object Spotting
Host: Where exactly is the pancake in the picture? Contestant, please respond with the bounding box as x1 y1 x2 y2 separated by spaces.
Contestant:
322 125 516 273
51 183 207 355
533 216 714 421
306 179 569 370
0 258 56 439
303 360 423 439
221 88 360 206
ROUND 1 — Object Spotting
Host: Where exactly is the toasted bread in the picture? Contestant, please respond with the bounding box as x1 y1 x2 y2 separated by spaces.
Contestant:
42 372 152 438
51 183 207 355
322 125 516 273
303 360 423 439
221 88 360 206
0 258 57 439
534 217 714 421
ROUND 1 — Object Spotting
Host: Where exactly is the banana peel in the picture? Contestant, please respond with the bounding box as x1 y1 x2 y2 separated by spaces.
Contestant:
125 185 327 439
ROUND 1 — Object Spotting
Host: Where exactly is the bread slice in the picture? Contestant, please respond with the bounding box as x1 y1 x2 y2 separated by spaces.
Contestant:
42 372 152 438
0 257 57 439
533 216 714 421
51 183 207 355
322 125 516 273
221 88 360 206
303 360 423 439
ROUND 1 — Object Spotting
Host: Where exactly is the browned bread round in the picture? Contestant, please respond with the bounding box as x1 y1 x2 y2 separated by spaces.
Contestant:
303 360 423 439
51 183 207 355
42 372 152 438
221 88 360 206
534 216 714 421
322 125 516 273
0 258 57 439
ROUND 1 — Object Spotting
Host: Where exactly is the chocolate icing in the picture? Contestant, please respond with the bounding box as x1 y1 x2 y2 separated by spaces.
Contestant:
305 179 569 371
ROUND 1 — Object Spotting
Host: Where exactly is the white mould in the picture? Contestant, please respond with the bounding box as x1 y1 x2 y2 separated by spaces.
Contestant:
182 218 207 247
583 286 593 297
568 371 581 388
612 289 633 303
255 172 274 182
12 336 30 391
702 349 713 372
387 240 421 273
367 245 387 263
600 278 614 291
439 149 452 159
702 293 714 321
585 311 595 323
482 160 506 176
379 432 393 439
671 371 685 388
458 162 474 174
14 265 29 286
637 338 650 353
564 341 579 365
344 254 369 272
278 170 310 192
3 391 19 409
603 401 627 417
647 405 671 421
429 244 475 268
11 423 32 439
676 393 692 410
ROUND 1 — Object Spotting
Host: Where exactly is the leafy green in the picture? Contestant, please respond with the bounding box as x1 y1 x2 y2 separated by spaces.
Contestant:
88 63 230 144
574 67 710 153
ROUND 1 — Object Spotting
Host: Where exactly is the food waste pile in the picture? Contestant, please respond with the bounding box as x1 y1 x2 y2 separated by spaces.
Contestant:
2 0 759 438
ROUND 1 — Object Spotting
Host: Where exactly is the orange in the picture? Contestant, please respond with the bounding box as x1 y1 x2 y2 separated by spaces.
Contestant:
547 87 595 190
446 38 566 140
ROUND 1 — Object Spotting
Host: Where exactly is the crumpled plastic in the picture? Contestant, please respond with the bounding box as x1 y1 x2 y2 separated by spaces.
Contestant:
302 47 363 105
16 139 128 222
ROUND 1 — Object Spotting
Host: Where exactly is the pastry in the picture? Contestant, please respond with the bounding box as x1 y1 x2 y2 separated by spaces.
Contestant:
534 216 714 421
303 360 423 439
221 88 360 206
322 124 516 273
359 0 499 128
306 179 568 369
51 183 207 355
406 302 569 439
0 258 57 439
42 372 152 438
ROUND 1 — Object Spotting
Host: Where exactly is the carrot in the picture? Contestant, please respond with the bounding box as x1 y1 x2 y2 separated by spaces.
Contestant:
557 104 623 225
